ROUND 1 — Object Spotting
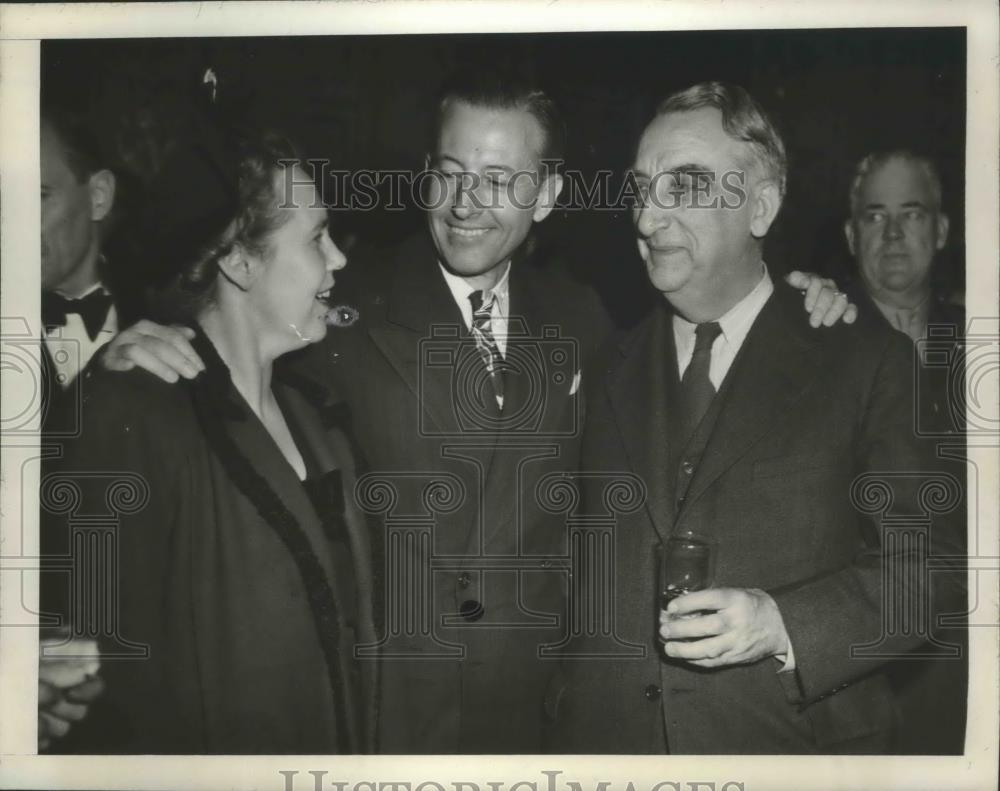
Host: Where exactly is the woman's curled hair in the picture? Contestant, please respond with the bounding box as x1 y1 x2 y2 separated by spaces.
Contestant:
144 129 301 323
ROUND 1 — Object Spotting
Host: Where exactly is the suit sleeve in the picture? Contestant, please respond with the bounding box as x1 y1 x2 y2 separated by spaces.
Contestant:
769 329 958 706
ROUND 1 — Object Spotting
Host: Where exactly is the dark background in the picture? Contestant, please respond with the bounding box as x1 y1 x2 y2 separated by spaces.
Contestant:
42 28 966 326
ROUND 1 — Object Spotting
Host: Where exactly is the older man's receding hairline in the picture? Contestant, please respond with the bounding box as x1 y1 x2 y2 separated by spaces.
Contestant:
848 150 943 217
654 82 788 198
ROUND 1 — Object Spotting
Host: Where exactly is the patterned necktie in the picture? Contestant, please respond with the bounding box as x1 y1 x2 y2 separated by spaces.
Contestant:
469 289 504 409
42 290 113 342
678 321 722 445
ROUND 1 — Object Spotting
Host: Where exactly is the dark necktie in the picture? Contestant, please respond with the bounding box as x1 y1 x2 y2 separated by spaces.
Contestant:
42 290 113 342
678 321 722 445
469 289 505 409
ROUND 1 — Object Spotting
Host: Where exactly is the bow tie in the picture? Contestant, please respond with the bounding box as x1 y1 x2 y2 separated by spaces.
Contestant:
42 289 113 342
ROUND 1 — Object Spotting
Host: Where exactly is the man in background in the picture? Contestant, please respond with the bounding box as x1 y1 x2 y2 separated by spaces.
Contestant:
844 150 960 341
40 106 120 428
844 149 967 753
844 149 965 430
38 105 119 749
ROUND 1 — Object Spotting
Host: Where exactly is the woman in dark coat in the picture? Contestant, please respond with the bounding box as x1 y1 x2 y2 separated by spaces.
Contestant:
42 129 378 753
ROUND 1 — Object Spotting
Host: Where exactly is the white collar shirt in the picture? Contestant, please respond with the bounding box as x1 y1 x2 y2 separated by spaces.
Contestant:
672 266 774 388
438 260 511 357
42 281 117 388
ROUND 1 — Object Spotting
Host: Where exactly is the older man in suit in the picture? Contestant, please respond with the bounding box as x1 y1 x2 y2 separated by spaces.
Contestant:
546 82 962 754
100 74 855 753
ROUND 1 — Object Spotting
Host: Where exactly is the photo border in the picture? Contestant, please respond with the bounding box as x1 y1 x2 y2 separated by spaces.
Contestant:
2 2 997 790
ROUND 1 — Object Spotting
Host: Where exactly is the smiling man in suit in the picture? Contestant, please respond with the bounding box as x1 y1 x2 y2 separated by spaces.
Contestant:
320 75 612 753
547 81 960 754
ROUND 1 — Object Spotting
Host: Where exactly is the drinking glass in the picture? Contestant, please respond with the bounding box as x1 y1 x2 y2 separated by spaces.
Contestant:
658 535 715 612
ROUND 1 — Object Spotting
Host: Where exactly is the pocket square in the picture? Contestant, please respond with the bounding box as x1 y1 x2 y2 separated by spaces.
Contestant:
569 370 581 396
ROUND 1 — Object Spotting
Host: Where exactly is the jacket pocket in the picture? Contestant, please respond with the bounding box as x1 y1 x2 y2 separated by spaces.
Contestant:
803 672 898 751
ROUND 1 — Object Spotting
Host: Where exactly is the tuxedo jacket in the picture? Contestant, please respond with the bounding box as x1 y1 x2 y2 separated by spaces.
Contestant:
546 280 963 754
286 232 613 752
40 270 142 437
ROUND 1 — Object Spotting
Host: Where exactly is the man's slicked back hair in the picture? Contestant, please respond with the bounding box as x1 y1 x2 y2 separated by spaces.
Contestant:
432 70 566 169
41 104 107 183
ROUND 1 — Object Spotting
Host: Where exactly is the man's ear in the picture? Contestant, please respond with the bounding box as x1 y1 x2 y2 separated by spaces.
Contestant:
532 173 565 223
936 212 950 251
749 178 781 239
216 245 258 292
844 220 857 258
88 169 115 222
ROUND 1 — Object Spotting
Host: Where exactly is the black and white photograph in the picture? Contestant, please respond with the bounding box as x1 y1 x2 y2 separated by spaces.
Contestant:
0 2 997 790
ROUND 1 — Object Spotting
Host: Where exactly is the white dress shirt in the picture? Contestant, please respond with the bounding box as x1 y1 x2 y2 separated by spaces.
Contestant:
438 261 511 357
672 266 774 386
43 282 118 388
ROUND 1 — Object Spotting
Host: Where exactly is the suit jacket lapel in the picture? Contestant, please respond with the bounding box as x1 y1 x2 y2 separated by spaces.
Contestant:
367 236 466 435
274 377 379 753
217 384 335 569
679 284 824 516
503 261 540 422
607 304 676 544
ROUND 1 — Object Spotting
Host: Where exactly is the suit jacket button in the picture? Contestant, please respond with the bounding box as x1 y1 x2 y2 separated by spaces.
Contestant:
644 684 662 701
460 599 484 621
681 460 694 475
457 572 472 589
